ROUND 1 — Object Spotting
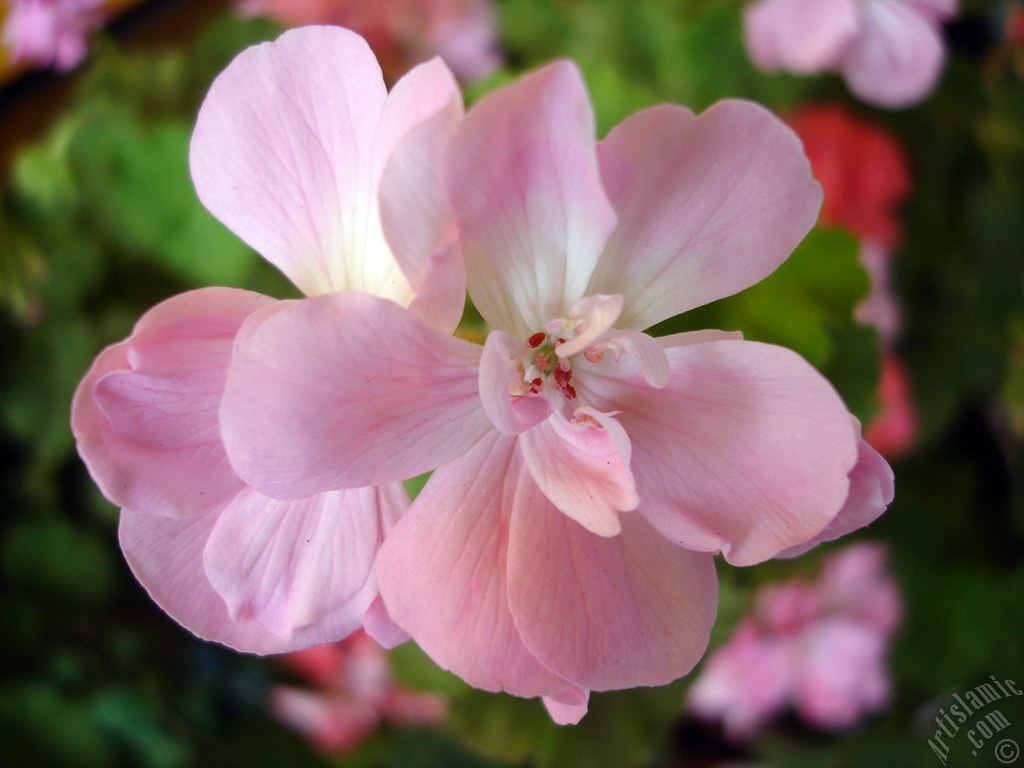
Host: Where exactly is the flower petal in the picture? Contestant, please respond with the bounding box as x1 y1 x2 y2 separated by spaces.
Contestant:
542 687 590 726
508 494 718 691
519 408 638 537
378 58 466 333
375 433 571 696
743 0 859 73
72 288 273 516
446 61 617 337
190 26 402 298
221 292 490 498
120 505 380 653
591 101 821 331
776 438 893 558
575 335 859 565
203 484 404 639
479 330 555 434
841 0 946 109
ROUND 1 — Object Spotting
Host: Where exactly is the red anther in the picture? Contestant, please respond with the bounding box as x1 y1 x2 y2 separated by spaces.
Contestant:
553 366 572 387
531 378 543 388
557 338 566 344
527 332 546 348
564 384 577 400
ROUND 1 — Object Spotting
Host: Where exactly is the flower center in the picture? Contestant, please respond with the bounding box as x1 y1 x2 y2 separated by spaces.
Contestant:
512 331 577 400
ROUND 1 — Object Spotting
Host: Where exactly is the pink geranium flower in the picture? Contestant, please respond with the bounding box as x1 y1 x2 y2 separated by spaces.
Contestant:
271 630 446 754
744 0 958 108
218 62 894 721
687 543 902 738
71 27 465 653
237 0 501 82
2 0 106 72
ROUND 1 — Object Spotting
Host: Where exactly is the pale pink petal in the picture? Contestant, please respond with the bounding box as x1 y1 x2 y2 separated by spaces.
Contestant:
518 408 638 537
508 495 718 691
377 59 466 333
479 330 555 434
190 27 401 298
548 294 624 358
203 484 403 639
841 0 946 108
595 330 669 389
120 507 377 653
592 101 822 331
72 288 273 517
542 687 590 725
221 292 490 498
575 335 859 565
776 438 894 558
910 0 958 21
743 0 860 73
403 240 467 335
446 61 618 338
363 596 412 649
375 433 571 697
795 618 891 729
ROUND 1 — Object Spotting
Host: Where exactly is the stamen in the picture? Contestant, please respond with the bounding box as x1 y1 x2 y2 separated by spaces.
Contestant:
527 332 547 348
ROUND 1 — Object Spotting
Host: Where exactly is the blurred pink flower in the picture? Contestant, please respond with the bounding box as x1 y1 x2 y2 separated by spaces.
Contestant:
744 0 957 108
218 61 893 722
271 630 446 754
865 353 919 460
71 28 465 653
688 543 902 738
237 0 501 81
1 0 106 72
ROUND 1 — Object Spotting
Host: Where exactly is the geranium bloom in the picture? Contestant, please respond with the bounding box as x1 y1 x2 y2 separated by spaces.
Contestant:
271 630 446 754
71 27 465 653
2 0 106 72
237 0 501 82
744 0 958 108
220 62 894 721
687 543 902 737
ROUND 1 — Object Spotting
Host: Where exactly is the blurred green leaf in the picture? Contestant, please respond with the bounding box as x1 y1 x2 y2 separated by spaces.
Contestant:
1 517 116 605
0 682 116 768
68 116 256 287
93 688 192 768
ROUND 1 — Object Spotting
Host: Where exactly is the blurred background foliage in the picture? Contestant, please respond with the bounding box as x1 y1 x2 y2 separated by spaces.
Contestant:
0 0 1022 766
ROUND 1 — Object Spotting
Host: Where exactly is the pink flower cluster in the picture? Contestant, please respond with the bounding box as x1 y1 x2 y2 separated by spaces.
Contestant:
687 543 902 738
236 0 500 82
72 27 894 723
2 0 107 72
744 0 958 108
271 630 446 754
